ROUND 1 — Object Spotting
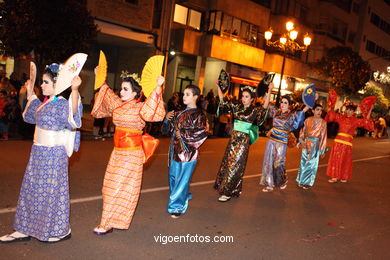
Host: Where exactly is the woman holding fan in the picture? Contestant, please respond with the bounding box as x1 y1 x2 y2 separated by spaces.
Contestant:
92 58 165 235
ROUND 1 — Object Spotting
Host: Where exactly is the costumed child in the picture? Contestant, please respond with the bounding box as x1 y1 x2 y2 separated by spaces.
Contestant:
325 90 374 183
91 69 165 234
161 85 207 218
296 104 327 189
0 60 83 243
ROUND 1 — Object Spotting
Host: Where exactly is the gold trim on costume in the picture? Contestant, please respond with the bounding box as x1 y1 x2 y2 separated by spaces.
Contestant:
337 133 353 139
334 139 353 146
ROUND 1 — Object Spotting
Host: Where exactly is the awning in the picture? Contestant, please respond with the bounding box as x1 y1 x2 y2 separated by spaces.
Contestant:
95 19 155 45
230 75 260 86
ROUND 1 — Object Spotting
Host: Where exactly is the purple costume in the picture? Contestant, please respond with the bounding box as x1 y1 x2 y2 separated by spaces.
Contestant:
13 95 82 241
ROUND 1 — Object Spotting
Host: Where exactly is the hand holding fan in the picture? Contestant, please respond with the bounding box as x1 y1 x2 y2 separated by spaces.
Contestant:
94 51 107 90
139 55 165 98
257 73 275 97
54 53 88 95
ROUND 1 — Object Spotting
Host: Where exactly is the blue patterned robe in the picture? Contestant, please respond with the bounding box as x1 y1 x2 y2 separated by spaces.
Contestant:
13 95 82 241
260 106 305 188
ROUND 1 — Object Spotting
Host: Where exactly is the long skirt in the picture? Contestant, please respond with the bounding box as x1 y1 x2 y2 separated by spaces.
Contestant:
260 139 287 188
14 145 70 241
167 160 197 214
296 137 321 187
99 148 143 230
326 142 352 180
214 131 250 197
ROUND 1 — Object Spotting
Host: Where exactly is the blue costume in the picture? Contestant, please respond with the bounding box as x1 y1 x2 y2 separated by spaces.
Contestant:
161 108 207 214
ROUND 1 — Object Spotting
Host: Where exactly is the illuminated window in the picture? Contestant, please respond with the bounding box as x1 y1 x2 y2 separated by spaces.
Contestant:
174 4 188 25
188 10 201 30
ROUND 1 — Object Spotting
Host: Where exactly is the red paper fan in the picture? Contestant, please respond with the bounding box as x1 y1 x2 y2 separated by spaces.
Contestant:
359 96 376 117
327 89 338 109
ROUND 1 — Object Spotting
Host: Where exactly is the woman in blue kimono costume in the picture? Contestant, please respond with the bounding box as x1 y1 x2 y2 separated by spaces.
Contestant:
0 64 82 243
296 104 327 189
161 85 207 218
214 84 272 202
260 95 309 192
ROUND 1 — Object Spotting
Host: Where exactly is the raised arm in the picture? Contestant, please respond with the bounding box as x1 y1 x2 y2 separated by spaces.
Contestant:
140 75 166 122
262 82 273 109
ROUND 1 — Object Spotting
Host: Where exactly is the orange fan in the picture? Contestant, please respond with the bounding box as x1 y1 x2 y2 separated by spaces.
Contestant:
139 55 164 98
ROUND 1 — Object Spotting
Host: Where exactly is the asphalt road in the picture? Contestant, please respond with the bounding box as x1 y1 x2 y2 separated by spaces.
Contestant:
0 136 389 260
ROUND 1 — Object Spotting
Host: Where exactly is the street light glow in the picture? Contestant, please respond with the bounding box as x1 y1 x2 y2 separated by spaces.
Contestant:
289 30 298 40
280 36 287 45
304 33 312 46
264 29 273 40
286 21 294 31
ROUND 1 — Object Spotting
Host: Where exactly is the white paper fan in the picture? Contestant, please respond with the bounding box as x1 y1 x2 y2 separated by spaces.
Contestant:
54 53 88 95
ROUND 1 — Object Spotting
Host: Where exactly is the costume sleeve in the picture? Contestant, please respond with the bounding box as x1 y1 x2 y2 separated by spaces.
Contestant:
140 88 165 122
268 105 277 118
181 112 208 151
356 117 374 132
58 97 83 153
319 120 327 154
217 100 233 116
299 120 307 143
22 95 41 124
325 110 340 123
255 106 268 126
292 110 305 132
161 118 174 136
91 83 122 118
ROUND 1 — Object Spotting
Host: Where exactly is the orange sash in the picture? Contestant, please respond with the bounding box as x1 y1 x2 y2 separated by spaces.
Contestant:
114 127 159 163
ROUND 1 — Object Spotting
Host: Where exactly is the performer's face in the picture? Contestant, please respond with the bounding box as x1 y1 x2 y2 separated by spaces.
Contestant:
183 88 198 107
120 82 137 101
241 91 253 107
345 108 354 117
280 98 289 111
41 74 55 97
313 106 323 118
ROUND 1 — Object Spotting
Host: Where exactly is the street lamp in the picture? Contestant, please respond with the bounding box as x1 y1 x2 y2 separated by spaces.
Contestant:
264 21 312 104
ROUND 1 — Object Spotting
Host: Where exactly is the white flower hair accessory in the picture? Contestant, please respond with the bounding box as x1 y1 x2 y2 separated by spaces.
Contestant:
120 70 141 83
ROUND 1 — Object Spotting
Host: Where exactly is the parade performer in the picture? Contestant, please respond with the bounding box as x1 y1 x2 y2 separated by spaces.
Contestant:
162 85 207 218
0 63 83 243
92 71 165 234
325 95 374 183
260 95 313 192
214 84 272 202
296 104 327 189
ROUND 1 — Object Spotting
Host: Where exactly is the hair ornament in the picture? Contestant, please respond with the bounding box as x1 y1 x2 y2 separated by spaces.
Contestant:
46 63 61 74
120 70 141 83
240 85 256 94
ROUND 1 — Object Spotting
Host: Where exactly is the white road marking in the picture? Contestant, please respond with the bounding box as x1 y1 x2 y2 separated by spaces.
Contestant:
0 154 389 215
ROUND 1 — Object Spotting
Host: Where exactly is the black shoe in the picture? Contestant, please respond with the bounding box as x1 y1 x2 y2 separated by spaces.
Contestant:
171 213 181 219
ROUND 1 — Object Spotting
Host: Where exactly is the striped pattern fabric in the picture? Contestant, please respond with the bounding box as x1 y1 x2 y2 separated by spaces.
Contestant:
92 84 165 229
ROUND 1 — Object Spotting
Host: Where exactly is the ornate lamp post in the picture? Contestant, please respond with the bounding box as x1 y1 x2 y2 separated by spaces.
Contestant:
264 21 312 104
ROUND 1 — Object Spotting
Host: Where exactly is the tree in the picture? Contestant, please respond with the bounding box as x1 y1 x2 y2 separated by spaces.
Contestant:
362 83 389 115
0 0 98 71
313 46 371 96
